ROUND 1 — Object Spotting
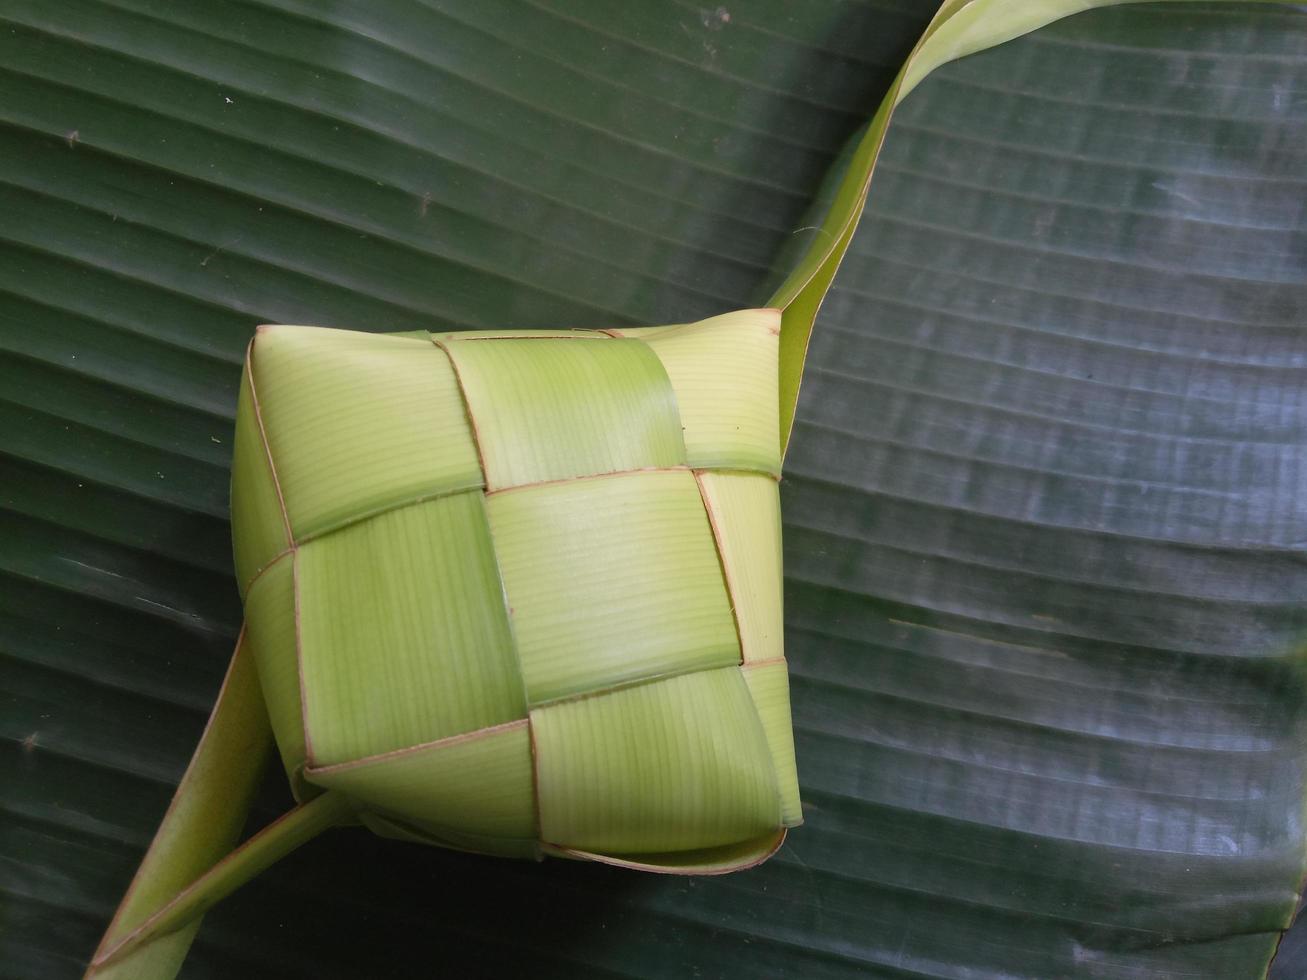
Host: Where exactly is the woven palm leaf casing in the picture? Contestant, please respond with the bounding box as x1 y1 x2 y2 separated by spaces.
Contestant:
230 308 802 873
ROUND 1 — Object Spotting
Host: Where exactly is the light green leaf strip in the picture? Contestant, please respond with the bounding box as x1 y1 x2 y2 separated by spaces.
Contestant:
740 661 803 828
430 329 612 341
694 471 784 665
624 309 782 476
550 830 786 876
241 552 311 798
230 362 291 597
770 0 971 457
249 325 483 538
898 0 1305 100
769 0 1297 459
437 336 686 489
295 491 526 766
92 791 355 971
486 469 740 705
531 666 780 854
86 632 273 980
307 720 537 842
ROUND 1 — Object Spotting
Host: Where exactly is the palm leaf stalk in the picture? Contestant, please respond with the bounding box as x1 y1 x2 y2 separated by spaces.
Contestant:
86 1 1304 977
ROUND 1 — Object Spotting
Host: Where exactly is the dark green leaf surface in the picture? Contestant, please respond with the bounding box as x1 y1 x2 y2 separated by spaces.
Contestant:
785 6 1307 976
3 2 1307 978
1272 906 1307 979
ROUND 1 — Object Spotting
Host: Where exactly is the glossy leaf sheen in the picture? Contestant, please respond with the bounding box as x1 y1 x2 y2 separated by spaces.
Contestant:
4 2 1307 979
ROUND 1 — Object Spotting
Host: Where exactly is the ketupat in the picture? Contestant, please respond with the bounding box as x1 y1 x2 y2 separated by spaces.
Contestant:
237 310 801 865
91 310 804 973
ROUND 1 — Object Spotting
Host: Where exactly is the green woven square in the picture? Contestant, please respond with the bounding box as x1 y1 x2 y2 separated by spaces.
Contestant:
310 720 537 842
248 326 482 541
441 336 687 489
296 493 526 766
532 666 780 853
486 469 739 704
621 310 782 475
231 308 802 872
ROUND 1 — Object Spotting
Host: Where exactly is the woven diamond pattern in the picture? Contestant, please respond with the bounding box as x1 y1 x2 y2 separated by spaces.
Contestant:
231 309 801 872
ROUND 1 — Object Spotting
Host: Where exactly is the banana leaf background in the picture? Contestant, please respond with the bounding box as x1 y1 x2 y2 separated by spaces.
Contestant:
4 1 1307 977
